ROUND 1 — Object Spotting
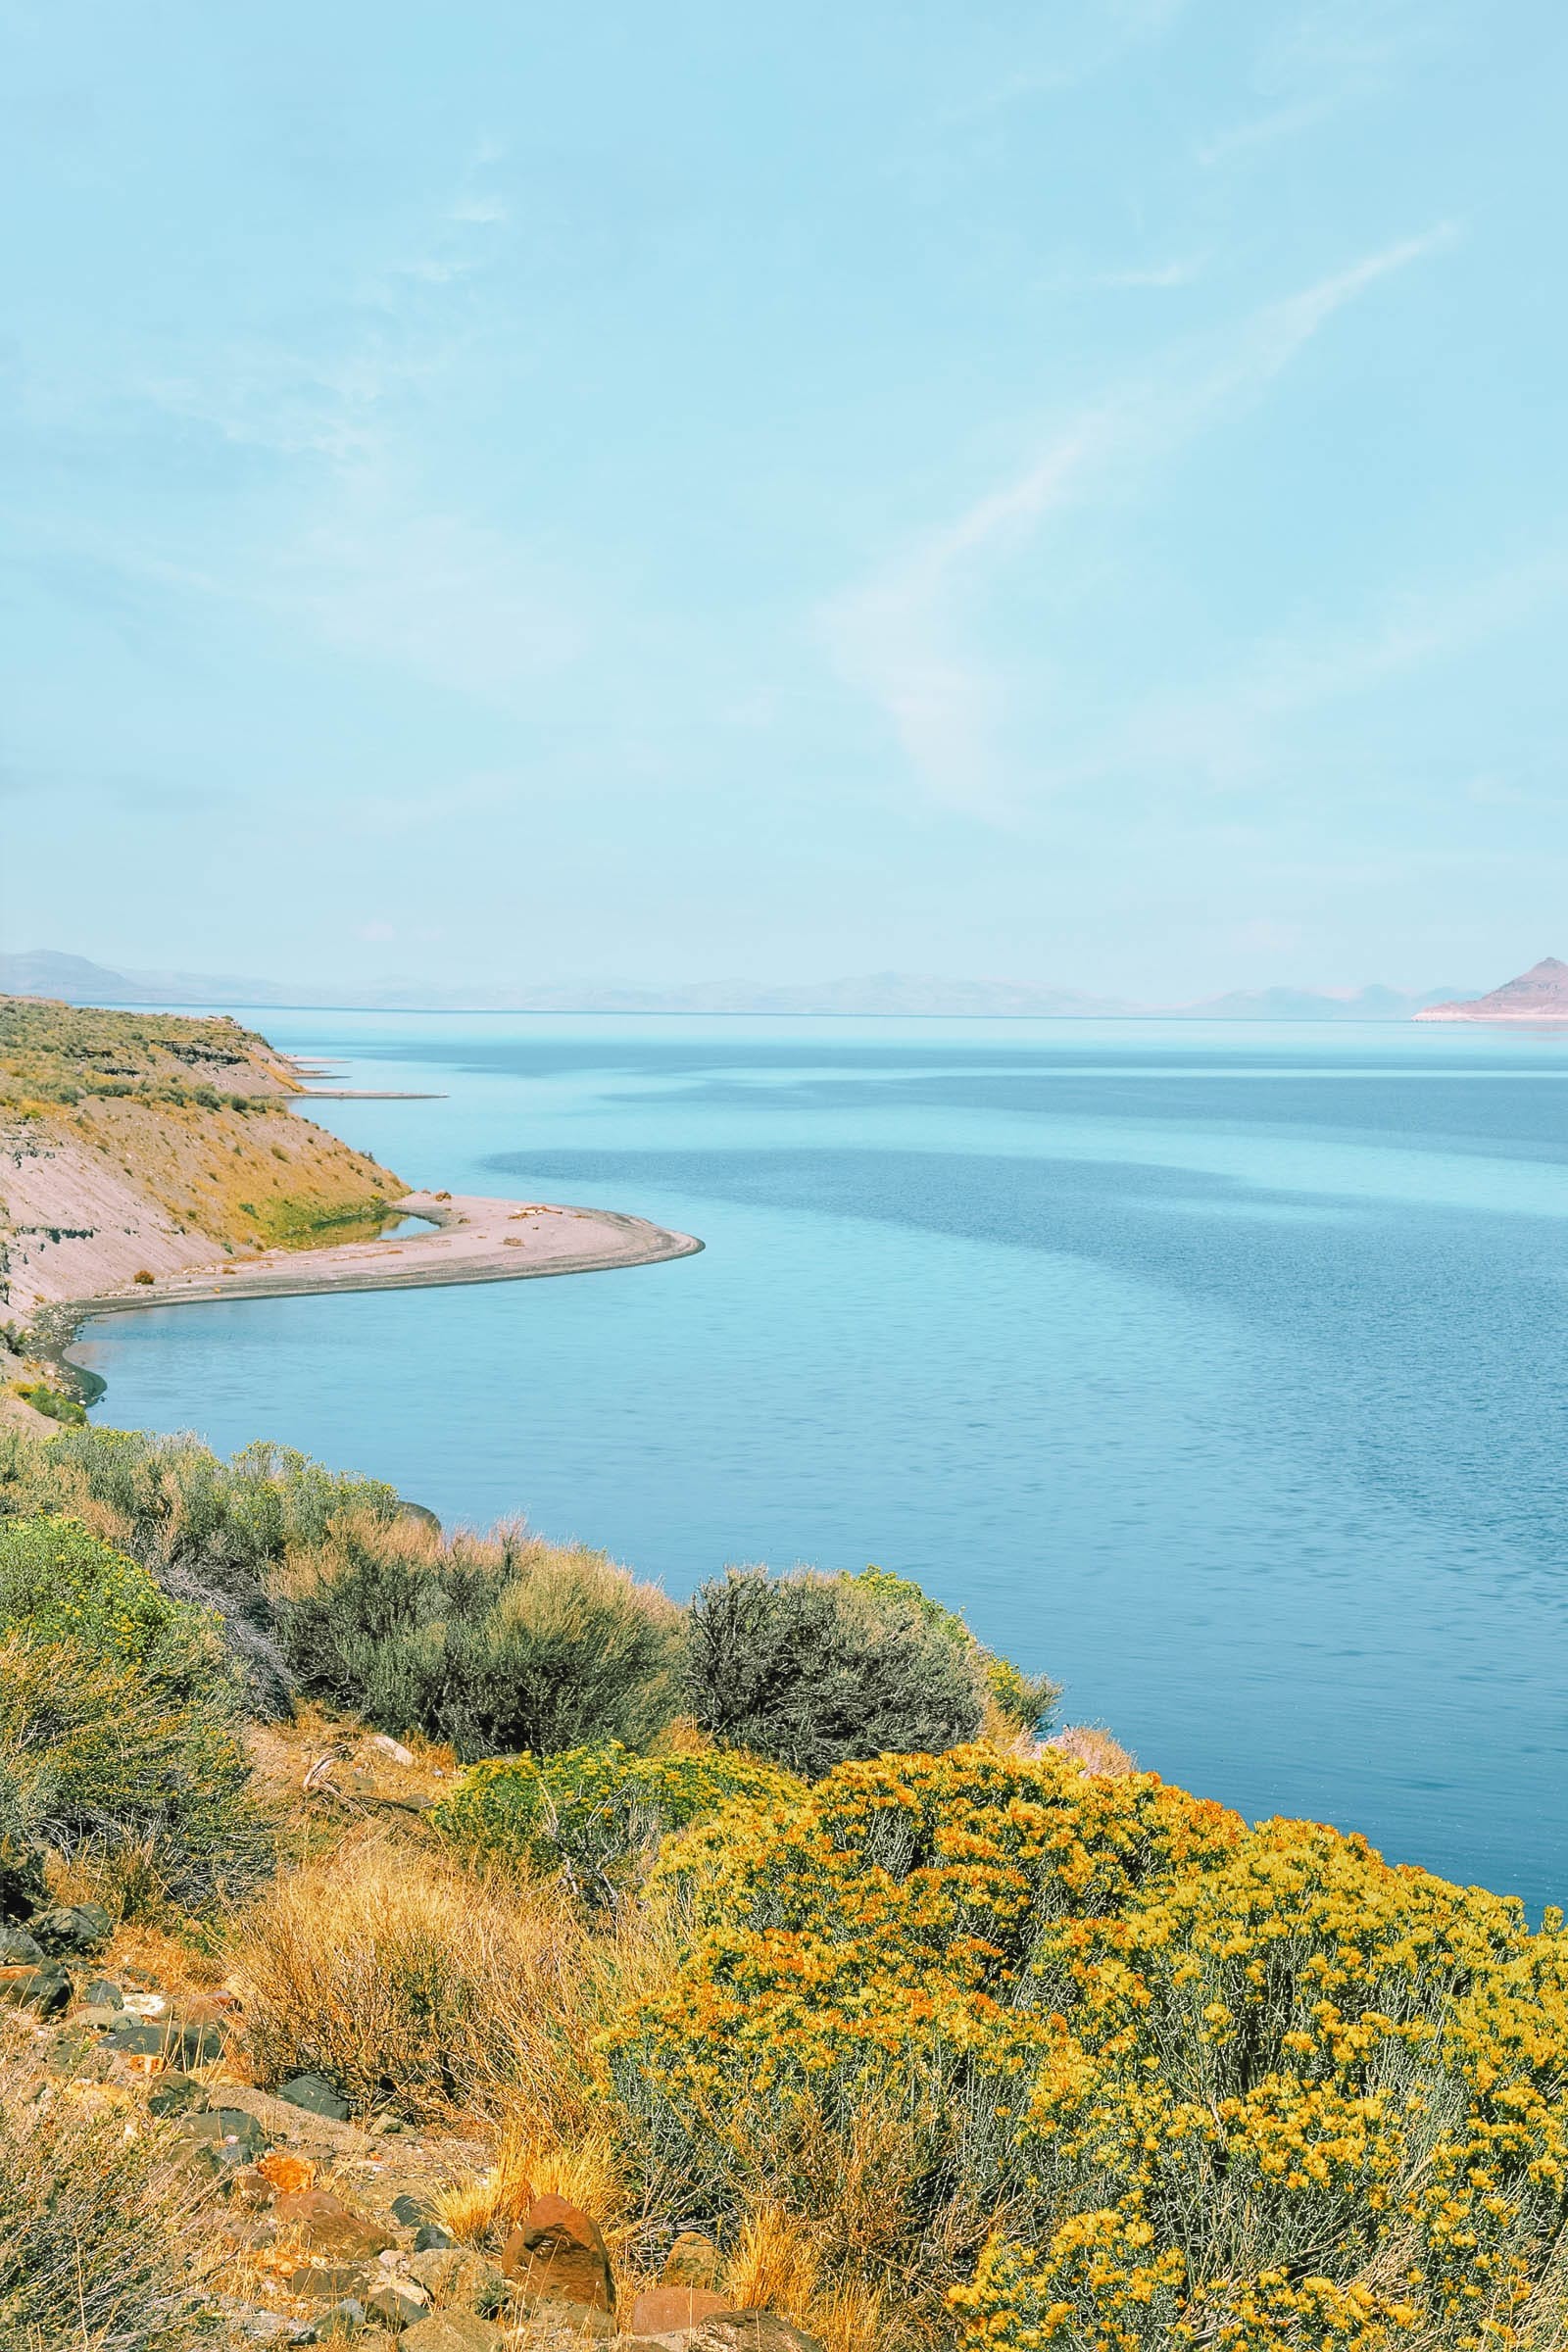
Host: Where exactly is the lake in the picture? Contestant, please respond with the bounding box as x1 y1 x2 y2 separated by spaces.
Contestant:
77 1011 1568 1909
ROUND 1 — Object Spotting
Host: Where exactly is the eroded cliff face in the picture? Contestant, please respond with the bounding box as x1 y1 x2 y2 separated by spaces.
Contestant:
1416 956 1568 1021
0 997 403 1315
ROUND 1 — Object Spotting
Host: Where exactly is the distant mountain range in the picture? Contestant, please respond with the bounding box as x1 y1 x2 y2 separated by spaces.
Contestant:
0 948 1477 1021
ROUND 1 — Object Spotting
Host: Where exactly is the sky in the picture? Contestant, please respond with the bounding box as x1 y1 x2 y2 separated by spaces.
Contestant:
3 0 1565 999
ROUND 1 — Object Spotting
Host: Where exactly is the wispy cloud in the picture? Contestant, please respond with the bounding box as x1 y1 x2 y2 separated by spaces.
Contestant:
1198 0 1456 168
1041 254 1210 293
823 230 1455 814
1108 557 1568 791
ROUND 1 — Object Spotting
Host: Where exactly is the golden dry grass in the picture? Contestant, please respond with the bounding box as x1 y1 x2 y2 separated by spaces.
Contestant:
1041 1720 1137 1775
230 1830 604 2128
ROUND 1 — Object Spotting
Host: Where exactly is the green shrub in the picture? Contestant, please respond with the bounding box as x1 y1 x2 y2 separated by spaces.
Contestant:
0 1516 270 1910
683 1566 990 1778
848 1565 1059 1737
6 1378 85 1425
0 1426 409 1711
0 2056 220 2349
276 1512 682 1760
432 1740 801 1907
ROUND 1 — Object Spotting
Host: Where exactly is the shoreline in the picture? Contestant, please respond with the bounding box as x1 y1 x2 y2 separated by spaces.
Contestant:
34 1190 704 1404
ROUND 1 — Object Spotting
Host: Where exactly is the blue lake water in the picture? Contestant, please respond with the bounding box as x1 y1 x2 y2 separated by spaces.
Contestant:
77 1012 1568 1909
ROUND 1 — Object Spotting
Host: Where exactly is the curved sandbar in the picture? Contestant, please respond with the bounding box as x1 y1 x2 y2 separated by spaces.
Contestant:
65 1192 704 1316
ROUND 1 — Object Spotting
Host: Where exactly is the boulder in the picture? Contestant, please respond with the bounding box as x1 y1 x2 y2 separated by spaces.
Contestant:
662 2231 721 2291
271 2189 393 2258
505 2302 615 2344
290 2263 380 2303
365 2277 431 2328
629 2285 730 2335
500 2193 613 2313
172 2108 270 2167
414 2223 456 2252
28 1900 112 1956
102 2016 225 2065
406 2246 506 2315
0 1924 42 1964
681 2319 828 2352
148 2071 208 2118
275 2072 352 2121
0 1961 71 2014
81 1977 124 2007
399 2315 503 2352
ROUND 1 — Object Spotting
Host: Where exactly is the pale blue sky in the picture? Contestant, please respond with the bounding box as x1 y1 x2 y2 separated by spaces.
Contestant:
5 0 1564 996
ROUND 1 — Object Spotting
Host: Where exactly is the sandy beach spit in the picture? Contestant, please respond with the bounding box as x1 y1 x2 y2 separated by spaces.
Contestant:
64 1192 703 1315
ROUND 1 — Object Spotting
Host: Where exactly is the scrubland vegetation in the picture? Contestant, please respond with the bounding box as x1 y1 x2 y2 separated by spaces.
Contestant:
5 1418 1568 2349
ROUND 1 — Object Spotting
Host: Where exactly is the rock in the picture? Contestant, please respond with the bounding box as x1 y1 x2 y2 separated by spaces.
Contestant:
365 2278 430 2327
172 2108 270 2167
291 2263 380 2302
631 2287 731 2335
28 1900 112 1956
271 2189 393 2258
230 2164 276 2208
406 2246 506 2314
391 2193 433 2228
213 2300 315 2342
0 1961 71 2013
368 1734 415 1765
681 2319 828 2352
102 2016 225 2065
662 2232 721 2292
0 1924 43 1964
148 2071 208 2118
508 2300 616 2343
400 2317 503 2352
414 2223 456 2252
304 2299 368 2341
275 2072 352 2121
82 1977 124 2007
47 2027 112 2081
500 2193 613 2314
102 2019 178 2058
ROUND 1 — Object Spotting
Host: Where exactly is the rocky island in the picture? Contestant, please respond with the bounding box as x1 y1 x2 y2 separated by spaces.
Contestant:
1416 955 1568 1021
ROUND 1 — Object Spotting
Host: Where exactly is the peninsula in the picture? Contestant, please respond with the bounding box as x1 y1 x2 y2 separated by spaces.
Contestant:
1415 956 1568 1021
0 995 699 1424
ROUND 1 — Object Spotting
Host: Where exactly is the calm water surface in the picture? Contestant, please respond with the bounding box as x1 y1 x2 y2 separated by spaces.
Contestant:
78 1014 1568 1907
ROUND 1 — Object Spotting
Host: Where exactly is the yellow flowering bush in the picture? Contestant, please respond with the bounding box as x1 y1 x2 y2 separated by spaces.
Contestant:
606 1745 1568 2348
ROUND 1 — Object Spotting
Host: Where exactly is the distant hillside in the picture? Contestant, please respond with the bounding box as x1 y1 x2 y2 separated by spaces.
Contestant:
0 997 403 1316
0 948 1474 1021
1416 957 1568 1022
1187 983 1467 1021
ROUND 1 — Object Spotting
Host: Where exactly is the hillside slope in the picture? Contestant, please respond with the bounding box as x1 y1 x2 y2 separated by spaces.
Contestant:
0 997 404 1317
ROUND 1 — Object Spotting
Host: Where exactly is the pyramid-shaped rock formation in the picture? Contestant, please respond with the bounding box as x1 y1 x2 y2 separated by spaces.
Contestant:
1416 957 1568 1021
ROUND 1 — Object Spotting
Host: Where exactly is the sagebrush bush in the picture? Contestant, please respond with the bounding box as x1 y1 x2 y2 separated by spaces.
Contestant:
607 1744 1568 2350
0 1515 270 1909
683 1566 989 1777
275 1511 682 1758
431 1740 801 1908
0 1425 407 1711
0 2049 220 2349
849 1565 1059 1737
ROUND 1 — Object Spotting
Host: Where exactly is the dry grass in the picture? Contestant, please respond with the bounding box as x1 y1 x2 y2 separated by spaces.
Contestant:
1041 1721 1138 1776
722 2206 894 2352
230 1830 607 2128
437 2121 626 2246
0 2041 221 2350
